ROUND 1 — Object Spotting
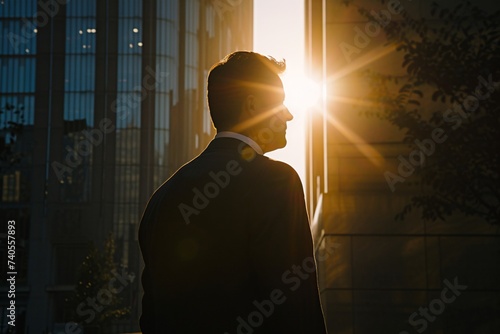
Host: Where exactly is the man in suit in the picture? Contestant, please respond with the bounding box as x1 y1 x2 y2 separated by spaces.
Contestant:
139 51 327 333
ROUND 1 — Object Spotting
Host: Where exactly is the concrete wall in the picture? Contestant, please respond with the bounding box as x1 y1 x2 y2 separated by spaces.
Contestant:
306 1 500 332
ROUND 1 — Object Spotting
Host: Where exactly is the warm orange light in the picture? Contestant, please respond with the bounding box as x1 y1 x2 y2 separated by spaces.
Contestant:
282 72 320 113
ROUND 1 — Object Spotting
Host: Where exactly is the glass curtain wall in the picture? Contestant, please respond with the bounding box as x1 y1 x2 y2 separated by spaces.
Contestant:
153 0 176 188
114 0 142 267
0 0 36 327
62 1 96 202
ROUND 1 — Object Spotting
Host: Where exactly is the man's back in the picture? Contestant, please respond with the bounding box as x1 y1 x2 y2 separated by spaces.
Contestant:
139 137 326 333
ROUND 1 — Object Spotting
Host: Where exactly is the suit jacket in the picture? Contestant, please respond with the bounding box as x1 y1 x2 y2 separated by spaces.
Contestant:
139 137 327 333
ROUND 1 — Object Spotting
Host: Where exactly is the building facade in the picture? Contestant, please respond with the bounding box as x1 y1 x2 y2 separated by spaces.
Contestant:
0 0 253 331
305 0 500 333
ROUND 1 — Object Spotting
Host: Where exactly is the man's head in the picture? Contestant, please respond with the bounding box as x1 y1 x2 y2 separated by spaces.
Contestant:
207 51 293 153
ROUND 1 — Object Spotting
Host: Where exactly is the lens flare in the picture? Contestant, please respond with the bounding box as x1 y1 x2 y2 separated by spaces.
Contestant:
282 72 320 113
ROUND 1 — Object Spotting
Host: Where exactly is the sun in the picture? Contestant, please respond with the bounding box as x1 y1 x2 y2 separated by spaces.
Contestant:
281 72 321 113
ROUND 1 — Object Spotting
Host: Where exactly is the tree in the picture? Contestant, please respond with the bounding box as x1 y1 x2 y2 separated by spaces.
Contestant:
358 1 500 224
65 233 130 332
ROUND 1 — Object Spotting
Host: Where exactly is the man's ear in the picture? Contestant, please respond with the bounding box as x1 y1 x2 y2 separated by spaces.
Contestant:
244 95 257 116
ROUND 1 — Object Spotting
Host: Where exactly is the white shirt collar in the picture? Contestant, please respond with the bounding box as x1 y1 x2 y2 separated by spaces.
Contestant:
215 131 263 155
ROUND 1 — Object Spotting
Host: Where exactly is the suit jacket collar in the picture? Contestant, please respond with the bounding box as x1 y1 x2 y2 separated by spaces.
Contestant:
205 137 262 160
215 131 263 155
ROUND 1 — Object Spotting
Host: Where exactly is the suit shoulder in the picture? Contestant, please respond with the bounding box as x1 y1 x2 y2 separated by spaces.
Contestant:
258 155 299 175
252 155 301 184
146 160 192 203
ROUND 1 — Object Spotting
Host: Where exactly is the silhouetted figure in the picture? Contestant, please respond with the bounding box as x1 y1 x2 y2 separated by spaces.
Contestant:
139 51 327 333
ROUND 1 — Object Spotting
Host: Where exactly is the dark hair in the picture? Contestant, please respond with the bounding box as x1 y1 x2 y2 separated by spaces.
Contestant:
207 51 286 131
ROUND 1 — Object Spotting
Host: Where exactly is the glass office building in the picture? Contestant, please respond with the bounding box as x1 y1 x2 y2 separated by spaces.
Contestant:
0 0 253 331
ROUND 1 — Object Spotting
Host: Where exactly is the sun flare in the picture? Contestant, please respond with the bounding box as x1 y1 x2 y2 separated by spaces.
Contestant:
282 72 321 113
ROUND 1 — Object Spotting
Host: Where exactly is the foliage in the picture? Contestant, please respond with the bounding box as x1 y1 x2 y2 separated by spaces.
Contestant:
359 1 500 224
65 233 130 330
